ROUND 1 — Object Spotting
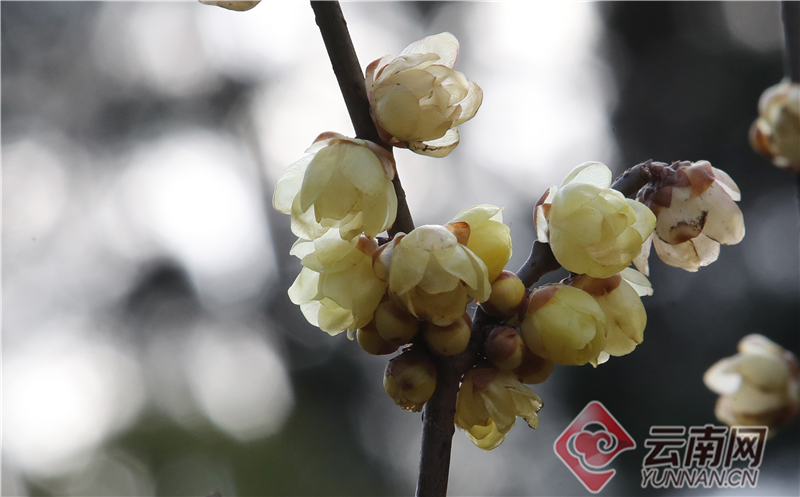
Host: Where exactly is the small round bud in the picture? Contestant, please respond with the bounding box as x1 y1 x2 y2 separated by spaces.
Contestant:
357 321 398 356
384 347 437 412
514 346 555 384
484 271 526 317
485 326 524 370
423 315 471 356
375 300 420 346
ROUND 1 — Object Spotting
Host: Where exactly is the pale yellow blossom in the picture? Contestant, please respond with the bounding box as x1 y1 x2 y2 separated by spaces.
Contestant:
704 334 799 435
448 204 512 283
366 33 482 157
564 268 651 366
455 368 542 450
273 132 397 240
288 231 386 335
750 79 800 171
375 225 490 326
535 162 656 278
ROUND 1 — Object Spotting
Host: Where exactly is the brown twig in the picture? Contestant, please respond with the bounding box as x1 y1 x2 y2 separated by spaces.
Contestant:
310 1 414 236
782 1 800 83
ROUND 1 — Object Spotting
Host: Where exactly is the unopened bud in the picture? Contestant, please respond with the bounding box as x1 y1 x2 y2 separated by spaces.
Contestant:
423 314 472 356
483 271 526 317
514 346 555 384
357 321 398 356
520 284 606 366
384 347 437 412
375 299 420 346
485 326 524 370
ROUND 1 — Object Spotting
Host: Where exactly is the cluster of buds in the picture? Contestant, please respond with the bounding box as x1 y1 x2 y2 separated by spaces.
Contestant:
750 79 800 171
704 335 799 435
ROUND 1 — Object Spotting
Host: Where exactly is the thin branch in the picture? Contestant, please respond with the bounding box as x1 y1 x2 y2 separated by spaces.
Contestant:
782 1 800 83
310 1 414 236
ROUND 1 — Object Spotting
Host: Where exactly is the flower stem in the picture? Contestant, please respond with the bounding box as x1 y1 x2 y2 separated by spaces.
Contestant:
782 1 800 83
310 1 414 236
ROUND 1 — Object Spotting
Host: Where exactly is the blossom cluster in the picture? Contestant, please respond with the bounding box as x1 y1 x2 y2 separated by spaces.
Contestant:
270 31 752 451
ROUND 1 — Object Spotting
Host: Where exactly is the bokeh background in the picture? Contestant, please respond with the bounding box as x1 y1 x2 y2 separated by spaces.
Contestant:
2 2 798 496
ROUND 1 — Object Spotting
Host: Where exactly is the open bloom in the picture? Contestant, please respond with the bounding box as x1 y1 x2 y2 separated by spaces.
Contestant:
520 284 606 366
366 32 482 157
448 205 512 283
288 231 386 335
636 160 744 273
563 268 652 366
704 334 799 435
273 132 397 240
750 79 800 171
374 224 490 326
535 162 656 278
455 367 543 450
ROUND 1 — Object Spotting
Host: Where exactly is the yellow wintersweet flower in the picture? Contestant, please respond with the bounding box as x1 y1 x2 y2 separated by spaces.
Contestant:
273 132 397 240
374 225 490 326
564 268 652 366
520 284 606 366
750 79 800 171
535 162 656 278
455 367 543 450
448 204 512 283
288 231 386 335
366 32 483 157
636 160 744 273
704 334 799 435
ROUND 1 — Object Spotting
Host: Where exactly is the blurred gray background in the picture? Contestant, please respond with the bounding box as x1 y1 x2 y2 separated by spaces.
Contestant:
2 2 798 496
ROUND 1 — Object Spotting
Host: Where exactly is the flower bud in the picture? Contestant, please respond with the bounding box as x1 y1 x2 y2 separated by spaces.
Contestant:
455 367 543 450
384 347 437 412
381 225 490 326
637 160 744 272
357 320 399 355
563 268 650 366
423 314 472 356
536 162 656 278
483 271 526 317
704 334 799 435
448 205 512 282
374 299 420 346
366 33 482 157
750 79 800 171
273 132 397 240
520 284 606 366
485 326 524 370
514 346 555 384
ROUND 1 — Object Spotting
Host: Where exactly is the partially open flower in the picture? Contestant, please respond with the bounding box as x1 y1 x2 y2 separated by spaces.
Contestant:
563 268 651 367
448 205 512 283
366 32 483 157
704 334 799 435
273 132 397 240
750 79 800 171
375 225 490 326
384 347 437 412
535 162 656 278
520 284 606 366
288 231 386 335
455 367 543 450
636 160 744 272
